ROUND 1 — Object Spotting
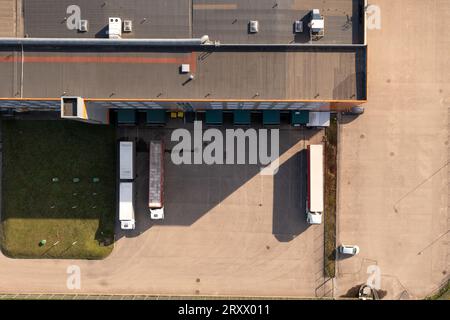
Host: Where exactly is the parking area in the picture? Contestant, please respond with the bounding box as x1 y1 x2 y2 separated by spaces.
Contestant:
336 0 449 299
0 118 331 297
0 0 21 37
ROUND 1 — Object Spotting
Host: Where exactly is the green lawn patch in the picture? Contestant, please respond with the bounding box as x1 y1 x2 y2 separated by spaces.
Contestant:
324 115 338 278
1 120 116 259
426 280 450 300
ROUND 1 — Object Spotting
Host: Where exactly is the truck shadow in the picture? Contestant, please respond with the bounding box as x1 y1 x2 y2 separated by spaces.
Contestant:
272 149 309 242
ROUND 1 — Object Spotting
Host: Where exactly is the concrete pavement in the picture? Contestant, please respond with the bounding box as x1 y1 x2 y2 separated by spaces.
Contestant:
335 0 449 299
0 0 22 37
0 124 327 298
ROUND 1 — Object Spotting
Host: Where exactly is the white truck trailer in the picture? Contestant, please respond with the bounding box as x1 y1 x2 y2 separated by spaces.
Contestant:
119 141 135 180
119 182 135 230
149 140 165 220
306 144 324 225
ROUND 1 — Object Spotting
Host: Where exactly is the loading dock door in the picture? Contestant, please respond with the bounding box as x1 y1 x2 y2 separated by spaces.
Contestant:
205 110 223 125
291 110 309 126
146 109 166 125
117 110 136 125
233 110 251 125
263 110 280 125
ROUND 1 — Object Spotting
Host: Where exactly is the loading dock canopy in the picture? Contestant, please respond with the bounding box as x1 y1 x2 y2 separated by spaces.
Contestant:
263 110 280 125
205 110 223 125
146 109 167 124
307 112 331 127
117 110 136 125
233 110 251 125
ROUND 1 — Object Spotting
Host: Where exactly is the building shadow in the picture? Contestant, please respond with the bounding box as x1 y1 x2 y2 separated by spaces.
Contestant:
352 0 365 44
339 114 360 125
332 46 366 100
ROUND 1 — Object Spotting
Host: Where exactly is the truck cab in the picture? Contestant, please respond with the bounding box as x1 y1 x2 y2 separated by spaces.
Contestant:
306 206 323 225
119 182 135 230
150 207 164 220
121 220 135 230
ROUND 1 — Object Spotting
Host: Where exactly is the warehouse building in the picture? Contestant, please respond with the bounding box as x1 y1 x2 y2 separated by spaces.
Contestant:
0 0 368 124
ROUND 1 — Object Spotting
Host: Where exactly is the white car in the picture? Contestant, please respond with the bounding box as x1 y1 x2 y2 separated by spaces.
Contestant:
339 244 360 255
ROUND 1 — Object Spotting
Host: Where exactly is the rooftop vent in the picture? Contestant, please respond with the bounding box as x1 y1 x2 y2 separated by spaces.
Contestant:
249 20 259 33
294 20 303 33
123 20 132 32
180 64 190 73
78 20 88 32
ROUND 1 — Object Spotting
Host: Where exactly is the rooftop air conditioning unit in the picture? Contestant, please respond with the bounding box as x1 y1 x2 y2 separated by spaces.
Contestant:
294 20 303 33
123 20 132 32
181 64 190 73
108 17 122 39
78 20 88 32
310 9 325 40
249 20 259 33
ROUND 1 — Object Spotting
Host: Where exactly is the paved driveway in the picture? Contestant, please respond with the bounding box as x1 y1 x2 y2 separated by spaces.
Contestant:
335 0 450 299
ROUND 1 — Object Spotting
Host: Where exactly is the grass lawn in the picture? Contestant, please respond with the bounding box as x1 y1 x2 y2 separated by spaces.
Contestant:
426 280 450 300
324 115 338 278
1 120 116 259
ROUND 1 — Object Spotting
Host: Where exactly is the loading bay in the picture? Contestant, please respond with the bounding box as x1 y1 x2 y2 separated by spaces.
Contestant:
0 120 329 298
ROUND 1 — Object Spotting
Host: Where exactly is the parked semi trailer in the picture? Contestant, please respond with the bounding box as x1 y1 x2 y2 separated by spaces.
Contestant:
119 141 135 180
119 141 135 230
306 144 324 225
119 182 135 230
149 140 165 220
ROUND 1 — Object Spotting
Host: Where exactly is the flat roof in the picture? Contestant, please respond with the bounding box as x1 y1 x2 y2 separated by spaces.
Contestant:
0 0 367 102
193 0 364 44
23 0 191 39
22 0 364 45
0 46 366 101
